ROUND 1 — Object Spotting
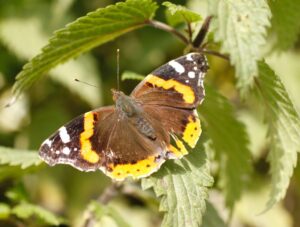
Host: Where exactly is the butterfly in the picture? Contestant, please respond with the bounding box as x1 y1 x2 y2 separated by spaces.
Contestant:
39 52 208 180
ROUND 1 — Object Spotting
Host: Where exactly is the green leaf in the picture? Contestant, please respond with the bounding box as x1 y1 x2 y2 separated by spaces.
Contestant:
255 62 300 210
0 16 102 107
163 1 202 26
0 203 10 220
209 0 271 93
5 184 29 203
202 202 226 227
84 201 130 227
121 70 145 81
269 0 300 50
0 146 42 169
141 142 213 227
12 203 62 226
198 86 252 209
12 0 158 98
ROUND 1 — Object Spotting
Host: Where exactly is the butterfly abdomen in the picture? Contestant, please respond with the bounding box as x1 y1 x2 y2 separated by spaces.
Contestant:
134 116 156 140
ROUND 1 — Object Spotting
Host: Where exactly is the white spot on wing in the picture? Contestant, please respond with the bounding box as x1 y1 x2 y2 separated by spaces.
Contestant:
169 60 185 73
186 53 194 61
62 147 71 155
198 72 205 87
198 77 203 86
185 79 189 83
55 150 60 155
188 71 195 78
59 127 70 143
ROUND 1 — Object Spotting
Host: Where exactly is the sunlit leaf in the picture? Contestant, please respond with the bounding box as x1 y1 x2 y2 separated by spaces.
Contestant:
0 203 10 220
199 86 252 209
255 62 300 210
209 0 271 94
142 141 213 227
121 70 145 81
12 0 158 99
0 146 42 169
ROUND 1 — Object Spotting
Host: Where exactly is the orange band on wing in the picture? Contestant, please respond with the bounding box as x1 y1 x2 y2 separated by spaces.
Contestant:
182 112 201 148
107 156 162 180
146 75 195 104
168 143 187 158
80 112 100 164
167 134 189 159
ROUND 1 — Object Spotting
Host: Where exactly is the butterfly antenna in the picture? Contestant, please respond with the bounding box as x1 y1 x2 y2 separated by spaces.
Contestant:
117 49 120 91
74 79 98 88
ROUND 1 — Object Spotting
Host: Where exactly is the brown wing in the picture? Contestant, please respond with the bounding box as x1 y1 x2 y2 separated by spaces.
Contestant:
143 105 201 154
40 104 171 180
91 110 170 180
39 106 115 172
131 53 208 108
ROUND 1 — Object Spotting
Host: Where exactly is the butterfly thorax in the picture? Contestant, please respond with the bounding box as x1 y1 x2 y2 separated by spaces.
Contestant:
112 89 156 140
112 89 141 117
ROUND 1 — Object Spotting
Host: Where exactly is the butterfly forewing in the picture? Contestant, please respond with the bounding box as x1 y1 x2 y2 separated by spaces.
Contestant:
39 106 114 171
131 53 208 108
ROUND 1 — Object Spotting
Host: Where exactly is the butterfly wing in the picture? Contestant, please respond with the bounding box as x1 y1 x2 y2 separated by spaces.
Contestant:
39 106 115 171
131 52 207 158
39 105 170 180
92 111 170 180
131 52 208 108
143 105 201 156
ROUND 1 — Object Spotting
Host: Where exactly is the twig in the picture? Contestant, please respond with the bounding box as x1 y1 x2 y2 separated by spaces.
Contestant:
98 182 123 205
146 20 189 45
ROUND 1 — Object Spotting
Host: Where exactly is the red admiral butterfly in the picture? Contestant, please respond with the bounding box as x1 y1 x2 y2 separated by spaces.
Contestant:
39 53 208 180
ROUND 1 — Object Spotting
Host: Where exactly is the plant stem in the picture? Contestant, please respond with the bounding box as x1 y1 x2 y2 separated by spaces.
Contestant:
197 49 229 61
147 17 229 61
146 20 189 45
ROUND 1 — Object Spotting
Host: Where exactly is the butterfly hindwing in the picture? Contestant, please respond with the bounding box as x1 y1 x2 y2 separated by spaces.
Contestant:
93 111 169 180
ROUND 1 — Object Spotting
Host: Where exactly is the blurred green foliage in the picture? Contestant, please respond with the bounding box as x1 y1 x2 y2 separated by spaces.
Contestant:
0 0 300 226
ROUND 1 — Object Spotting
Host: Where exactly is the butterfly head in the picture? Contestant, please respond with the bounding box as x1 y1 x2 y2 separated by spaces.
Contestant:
112 89 140 117
111 88 124 101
